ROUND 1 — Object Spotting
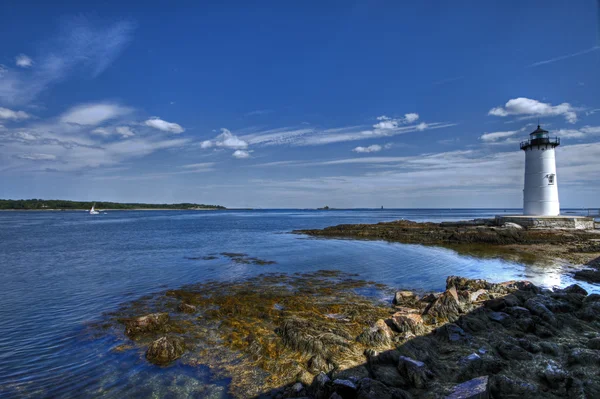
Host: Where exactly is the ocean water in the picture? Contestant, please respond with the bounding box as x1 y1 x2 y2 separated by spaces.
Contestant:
0 209 596 398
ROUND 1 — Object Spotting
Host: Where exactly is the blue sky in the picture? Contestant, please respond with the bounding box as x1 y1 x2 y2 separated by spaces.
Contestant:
0 1 599 208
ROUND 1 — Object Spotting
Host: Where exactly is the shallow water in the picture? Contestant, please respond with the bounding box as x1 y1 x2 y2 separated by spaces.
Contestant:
0 208 596 398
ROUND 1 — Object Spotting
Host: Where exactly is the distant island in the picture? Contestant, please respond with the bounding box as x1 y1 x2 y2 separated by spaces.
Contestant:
0 199 226 211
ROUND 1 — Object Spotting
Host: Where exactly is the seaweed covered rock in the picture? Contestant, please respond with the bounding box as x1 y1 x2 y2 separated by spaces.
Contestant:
145 335 185 365
397 356 432 389
445 375 489 399
423 287 462 323
124 313 169 338
356 319 394 348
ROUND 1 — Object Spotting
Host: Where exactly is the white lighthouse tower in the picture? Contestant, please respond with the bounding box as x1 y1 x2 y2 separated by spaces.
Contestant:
520 125 560 216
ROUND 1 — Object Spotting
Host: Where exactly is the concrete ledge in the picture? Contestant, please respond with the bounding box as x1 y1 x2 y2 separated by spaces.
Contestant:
495 215 595 230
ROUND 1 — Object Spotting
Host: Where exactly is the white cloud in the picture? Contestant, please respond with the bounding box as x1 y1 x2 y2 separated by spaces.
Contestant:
404 113 419 123
555 125 600 139
15 54 33 68
416 122 428 131
353 144 383 153
488 97 578 124
0 107 31 120
0 18 135 105
61 103 132 125
203 128 248 149
115 126 135 137
581 126 600 135
232 149 251 159
373 113 419 129
16 153 56 161
144 117 184 133
181 162 215 169
480 131 518 143
528 46 600 68
91 127 112 136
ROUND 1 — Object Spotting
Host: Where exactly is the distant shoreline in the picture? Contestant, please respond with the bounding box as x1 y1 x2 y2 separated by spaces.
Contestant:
0 208 248 212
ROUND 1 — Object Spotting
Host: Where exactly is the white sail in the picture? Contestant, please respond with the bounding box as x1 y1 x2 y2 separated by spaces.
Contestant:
90 203 99 215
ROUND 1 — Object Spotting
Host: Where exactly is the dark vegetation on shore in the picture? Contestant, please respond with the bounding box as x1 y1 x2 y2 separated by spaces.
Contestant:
0 199 225 210
102 270 600 399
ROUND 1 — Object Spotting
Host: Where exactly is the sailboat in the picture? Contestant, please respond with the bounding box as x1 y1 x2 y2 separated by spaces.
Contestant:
89 204 100 215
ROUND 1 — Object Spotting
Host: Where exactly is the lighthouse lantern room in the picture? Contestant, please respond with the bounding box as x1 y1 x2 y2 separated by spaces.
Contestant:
520 125 560 216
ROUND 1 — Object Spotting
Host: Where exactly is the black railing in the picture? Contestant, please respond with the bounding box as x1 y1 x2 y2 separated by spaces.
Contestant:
520 137 560 150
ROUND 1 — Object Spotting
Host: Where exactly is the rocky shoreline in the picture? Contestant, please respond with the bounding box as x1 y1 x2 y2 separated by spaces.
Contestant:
104 270 600 398
294 219 600 284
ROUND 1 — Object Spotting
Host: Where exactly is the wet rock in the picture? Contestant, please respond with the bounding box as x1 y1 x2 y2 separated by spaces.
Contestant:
393 291 419 305
488 311 510 324
524 298 557 326
566 377 586 399
145 335 185 365
567 348 600 366
540 360 568 389
332 379 357 397
539 342 561 356
583 293 600 303
177 302 196 313
370 364 406 388
290 382 306 397
445 375 489 399
389 312 425 335
419 293 440 304
329 393 343 399
446 276 489 292
355 378 396 399
423 287 462 323
356 319 394 348
504 306 530 319
310 372 333 399
397 356 431 389
332 366 370 382
534 323 554 338
496 342 533 361
124 313 169 338
577 301 600 321
485 298 507 311
434 323 469 343
490 375 538 398
563 284 588 296
587 337 600 350
517 338 541 354
574 269 600 284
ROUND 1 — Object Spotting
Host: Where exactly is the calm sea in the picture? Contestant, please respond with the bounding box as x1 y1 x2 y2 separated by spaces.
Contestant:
0 209 596 398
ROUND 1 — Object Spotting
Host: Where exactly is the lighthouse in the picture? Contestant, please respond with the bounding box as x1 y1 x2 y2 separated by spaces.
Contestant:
520 125 560 216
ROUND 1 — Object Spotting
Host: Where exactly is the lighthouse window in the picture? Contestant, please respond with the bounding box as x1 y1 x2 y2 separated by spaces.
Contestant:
548 174 555 185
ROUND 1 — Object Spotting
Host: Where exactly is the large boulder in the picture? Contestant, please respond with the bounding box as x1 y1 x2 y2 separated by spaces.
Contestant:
397 356 432 389
145 335 185 365
124 313 170 338
389 312 426 335
356 319 394 348
496 341 533 361
445 375 489 399
524 297 557 326
423 287 462 323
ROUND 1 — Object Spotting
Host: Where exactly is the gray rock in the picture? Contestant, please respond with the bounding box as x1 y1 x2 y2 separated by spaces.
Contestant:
390 312 425 335
423 287 462 323
310 372 332 399
566 377 586 399
567 348 600 366
332 379 357 397
393 291 418 305
356 378 395 399
496 342 533 361
524 298 557 326
491 375 538 398
397 356 431 389
488 311 510 323
505 306 530 318
485 298 507 311
435 323 469 343
445 375 489 399
587 337 600 350
539 341 561 356
125 312 170 338
370 364 406 388
541 360 567 389
329 393 343 399
145 335 185 365
564 284 588 296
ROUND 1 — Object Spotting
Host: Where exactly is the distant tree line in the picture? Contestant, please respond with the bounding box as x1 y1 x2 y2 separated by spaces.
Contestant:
0 199 226 210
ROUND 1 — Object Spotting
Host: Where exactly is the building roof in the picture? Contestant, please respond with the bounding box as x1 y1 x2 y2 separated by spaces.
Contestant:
530 125 549 136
